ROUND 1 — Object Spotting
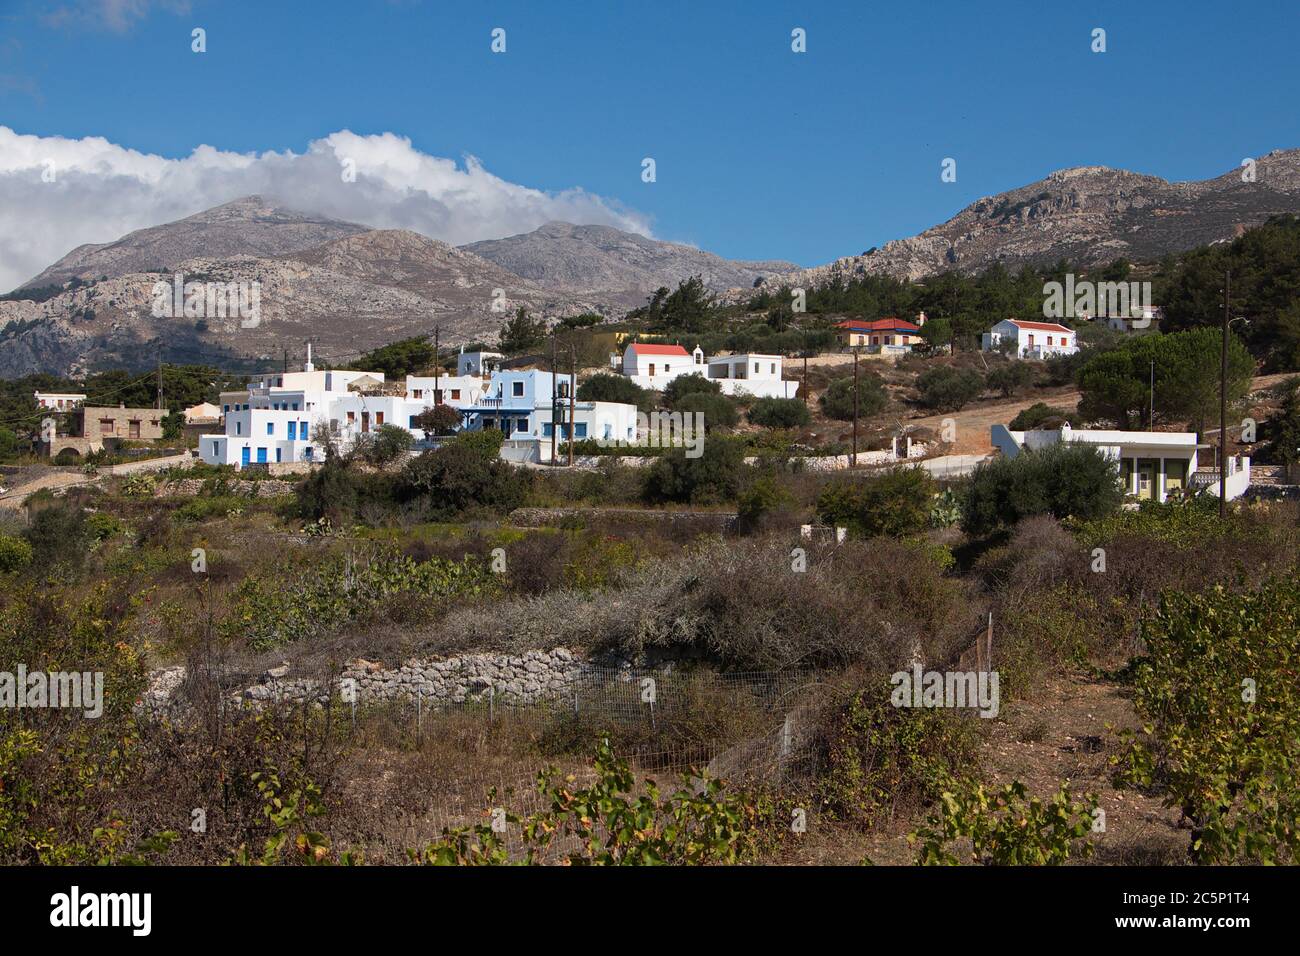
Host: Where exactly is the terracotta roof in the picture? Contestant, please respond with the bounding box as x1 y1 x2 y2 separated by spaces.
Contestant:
1008 320 1075 334
838 318 921 332
627 343 690 356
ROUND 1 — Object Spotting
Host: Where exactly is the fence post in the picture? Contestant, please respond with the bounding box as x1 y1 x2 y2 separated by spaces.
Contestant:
488 685 495 722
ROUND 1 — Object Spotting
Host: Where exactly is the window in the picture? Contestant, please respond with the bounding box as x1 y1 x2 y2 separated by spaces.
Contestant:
575 423 588 438
291 402 299 411
267 422 275 436
257 447 268 464
376 411 384 425
304 447 313 460
99 418 115 436
512 381 524 397
517 418 529 434
1046 336 1053 346
409 415 418 428
649 363 656 377
451 389 461 400
771 363 776 374
754 363 760 374
223 404 230 413
413 389 423 399
235 422 242 436
347 411 355 424
276 448 282 463
1165 458 1187 492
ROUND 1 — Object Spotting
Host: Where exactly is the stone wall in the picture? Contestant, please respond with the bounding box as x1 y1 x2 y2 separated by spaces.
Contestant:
154 477 297 498
144 648 585 713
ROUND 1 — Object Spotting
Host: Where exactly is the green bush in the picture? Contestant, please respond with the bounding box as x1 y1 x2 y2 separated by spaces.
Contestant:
642 436 747 504
354 423 414 468
399 433 530 517
819 373 887 421
1115 578 1300 863
962 443 1123 536
985 362 1036 397
916 367 984 411
1008 402 1070 431
0 535 33 573
22 504 88 570
816 467 936 539
674 390 738 430
577 373 650 410
662 373 720 406
747 397 811 429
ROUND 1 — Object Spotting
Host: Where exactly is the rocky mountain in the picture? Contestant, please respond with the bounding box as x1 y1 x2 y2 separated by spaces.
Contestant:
18 196 369 292
745 149 1300 295
0 227 609 378
462 221 796 304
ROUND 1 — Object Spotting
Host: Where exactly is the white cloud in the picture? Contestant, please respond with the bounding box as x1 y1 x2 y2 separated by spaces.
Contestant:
0 126 653 291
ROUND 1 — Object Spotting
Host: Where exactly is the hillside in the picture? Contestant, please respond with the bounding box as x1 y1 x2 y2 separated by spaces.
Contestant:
746 149 1300 293
462 221 796 302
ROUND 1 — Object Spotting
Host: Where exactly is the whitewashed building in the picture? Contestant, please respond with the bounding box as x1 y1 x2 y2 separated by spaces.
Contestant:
615 342 797 399
991 422 1251 502
982 319 1079 359
34 391 87 410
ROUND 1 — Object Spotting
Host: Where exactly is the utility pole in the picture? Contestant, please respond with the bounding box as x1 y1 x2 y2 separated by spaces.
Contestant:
1220 270 1229 520
550 334 558 466
1149 359 1154 426
568 343 577 467
157 354 163 411
802 350 809 406
433 324 441 404
851 347 859 468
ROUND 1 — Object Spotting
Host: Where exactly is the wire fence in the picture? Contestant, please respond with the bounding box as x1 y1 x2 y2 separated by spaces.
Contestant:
321 667 826 863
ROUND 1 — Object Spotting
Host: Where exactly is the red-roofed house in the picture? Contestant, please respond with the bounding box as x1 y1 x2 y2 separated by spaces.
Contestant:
619 342 702 388
836 317 923 352
981 319 1078 359
616 341 797 398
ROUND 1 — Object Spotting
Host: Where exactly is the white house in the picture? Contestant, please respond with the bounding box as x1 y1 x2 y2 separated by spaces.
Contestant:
463 368 638 461
616 342 798 399
457 350 503 377
991 422 1251 502
183 402 222 423
982 319 1079 359
34 391 86 410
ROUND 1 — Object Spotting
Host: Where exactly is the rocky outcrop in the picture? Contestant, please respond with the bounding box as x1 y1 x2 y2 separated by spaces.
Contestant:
736 149 1300 296
463 221 795 302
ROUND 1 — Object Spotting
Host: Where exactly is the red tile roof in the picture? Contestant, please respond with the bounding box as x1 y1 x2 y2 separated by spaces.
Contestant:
838 317 921 333
627 343 690 356
1008 320 1075 334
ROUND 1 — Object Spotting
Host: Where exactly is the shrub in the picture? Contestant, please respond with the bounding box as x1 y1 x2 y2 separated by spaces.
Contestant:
916 367 984 411
22 504 88 570
1115 578 1300 863
736 475 793 533
642 436 747 504
985 362 1036 397
354 423 414 468
962 443 1123 536
747 397 811 429
399 434 530 517
1008 402 1071 431
817 681 978 824
662 373 720 406
674 390 738 431
819 373 887 421
577 373 649 409
911 779 1098 865
0 535 33 573
411 404 462 436
816 467 936 539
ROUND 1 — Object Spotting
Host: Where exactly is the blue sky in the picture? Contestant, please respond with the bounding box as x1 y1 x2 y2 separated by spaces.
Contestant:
1 0 1298 276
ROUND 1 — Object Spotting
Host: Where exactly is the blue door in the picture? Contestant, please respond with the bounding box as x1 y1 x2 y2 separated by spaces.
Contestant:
276 448 283 463
257 447 268 464
241 446 250 467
